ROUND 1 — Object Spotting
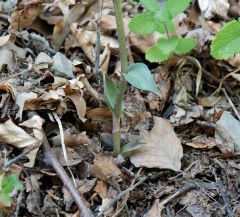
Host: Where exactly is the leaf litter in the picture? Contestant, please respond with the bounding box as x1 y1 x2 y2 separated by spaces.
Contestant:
0 0 240 217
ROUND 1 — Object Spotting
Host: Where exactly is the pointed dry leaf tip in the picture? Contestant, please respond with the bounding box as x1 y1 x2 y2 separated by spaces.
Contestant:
124 63 160 96
211 20 240 60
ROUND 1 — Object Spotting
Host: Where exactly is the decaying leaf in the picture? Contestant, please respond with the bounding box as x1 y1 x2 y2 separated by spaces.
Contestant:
90 153 121 182
0 119 40 149
130 116 183 171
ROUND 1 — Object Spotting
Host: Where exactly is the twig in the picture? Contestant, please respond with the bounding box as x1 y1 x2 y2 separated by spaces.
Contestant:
15 190 23 217
202 68 239 100
94 0 104 83
41 129 94 217
113 168 142 217
4 142 41 168
222 88 240 121
81 77 104 102
212 169 233 217
98 176 147 216
158 181 196 208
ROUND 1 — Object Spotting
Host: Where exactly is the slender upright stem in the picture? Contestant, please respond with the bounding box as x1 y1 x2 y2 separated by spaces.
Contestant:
112 0 128 154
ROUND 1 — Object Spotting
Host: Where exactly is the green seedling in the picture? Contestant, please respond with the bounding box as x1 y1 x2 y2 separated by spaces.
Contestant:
129 0 197 62
0 173 23 206
106 0 160 155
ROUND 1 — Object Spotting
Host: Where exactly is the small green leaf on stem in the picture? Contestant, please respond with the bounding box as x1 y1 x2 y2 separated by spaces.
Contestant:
140 0 160 13
124 63 160 96
146 37 178 62
128 12 156 35
165 0 191 18
103 74 119 110
175 38 197 54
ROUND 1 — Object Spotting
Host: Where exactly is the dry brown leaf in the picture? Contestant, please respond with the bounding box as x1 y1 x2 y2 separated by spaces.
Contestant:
66 91 86 122
185 136 217 149
0 119 40 148
10 4 43 31
90 153 121 182
130 117 183 171
70 23 118 63
19 115 44 167
15 92 38 121
198 0 229 18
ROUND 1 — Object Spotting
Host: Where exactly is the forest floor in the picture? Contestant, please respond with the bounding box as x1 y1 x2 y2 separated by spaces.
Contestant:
0 0 240 216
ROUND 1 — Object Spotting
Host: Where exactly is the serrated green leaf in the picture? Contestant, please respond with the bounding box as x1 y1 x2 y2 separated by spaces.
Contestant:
156 20 175 34
211 20 240 60
157 37 178 54
175 38 196 54
154 7 171 22
165 0 191 18
146 37 178 62
124 63 160 96
129 12 157 35
146 44 169 62
140 0 160 12
103 74 119 110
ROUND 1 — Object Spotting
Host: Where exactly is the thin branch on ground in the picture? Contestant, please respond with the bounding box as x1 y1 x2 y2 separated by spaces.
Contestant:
98 175 147 216
158 181 196 208
41 129 94 217
212 169 233 217
4 142 41 168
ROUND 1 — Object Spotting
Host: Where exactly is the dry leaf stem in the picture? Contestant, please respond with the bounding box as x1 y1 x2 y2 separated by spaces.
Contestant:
112 0 128 154
41 130 94 217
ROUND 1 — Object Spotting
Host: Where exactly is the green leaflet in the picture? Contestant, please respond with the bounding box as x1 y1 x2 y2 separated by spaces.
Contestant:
165 0 191 19
0 173 23 205
146 37 196 63
211 20 240 60
140 0 160 13
103 74 119 111
156 20 175 34
128 12 157 35
124 63 160 96
175 38 197 55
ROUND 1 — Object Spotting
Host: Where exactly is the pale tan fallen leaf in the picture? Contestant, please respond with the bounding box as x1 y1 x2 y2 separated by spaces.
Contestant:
90 153 121 182
0 34 11 46
15 92 38 121
66 91 86 122
198 0 229 18
70 23 118 63
19 115 44 167
0 119 40 148
130 117 183 171
35 52 52 64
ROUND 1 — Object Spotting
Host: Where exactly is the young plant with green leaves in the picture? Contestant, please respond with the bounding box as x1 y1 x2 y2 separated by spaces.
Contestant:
0 173 23 206
129 0 196 62
211 19 240 60
106 0 160 155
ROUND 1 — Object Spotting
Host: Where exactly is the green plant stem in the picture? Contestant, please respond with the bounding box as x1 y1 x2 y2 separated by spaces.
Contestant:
112 0 128 154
